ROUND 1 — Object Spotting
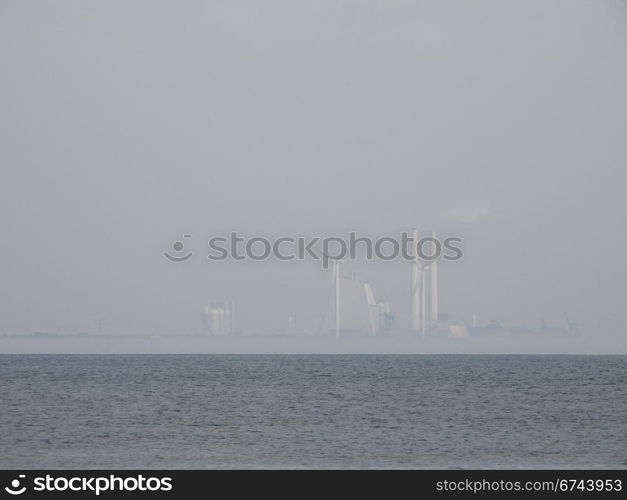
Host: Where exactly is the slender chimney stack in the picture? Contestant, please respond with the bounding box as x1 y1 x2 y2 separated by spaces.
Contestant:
410 229 422 332
430 232 439 322
334 259 341 338
421 266 426 336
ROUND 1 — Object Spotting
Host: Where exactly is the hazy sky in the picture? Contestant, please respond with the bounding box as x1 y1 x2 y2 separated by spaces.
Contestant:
1 1 626 351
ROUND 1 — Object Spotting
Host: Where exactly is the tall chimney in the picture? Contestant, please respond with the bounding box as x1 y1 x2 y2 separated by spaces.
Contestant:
334 259 341 338
421 266 426 336
430 232 439 322
410 228 422 332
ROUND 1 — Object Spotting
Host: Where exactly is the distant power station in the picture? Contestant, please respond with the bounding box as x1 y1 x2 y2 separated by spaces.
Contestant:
200 228 575 339
201 230 446 338
324 230 448 338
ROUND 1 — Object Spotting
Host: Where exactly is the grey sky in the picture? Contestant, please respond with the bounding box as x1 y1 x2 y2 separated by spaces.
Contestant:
1 1 626 351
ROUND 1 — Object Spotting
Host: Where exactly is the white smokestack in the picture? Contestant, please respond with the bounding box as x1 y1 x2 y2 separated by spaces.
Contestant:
430 232 439 322
334 259 341 338
421 266 426 337
410 229 422 332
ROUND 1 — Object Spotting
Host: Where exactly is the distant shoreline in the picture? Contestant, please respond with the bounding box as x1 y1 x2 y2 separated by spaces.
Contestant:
1 332 624 355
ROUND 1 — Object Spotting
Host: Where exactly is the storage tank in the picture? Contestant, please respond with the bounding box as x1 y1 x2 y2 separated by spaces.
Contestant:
203 302 232 335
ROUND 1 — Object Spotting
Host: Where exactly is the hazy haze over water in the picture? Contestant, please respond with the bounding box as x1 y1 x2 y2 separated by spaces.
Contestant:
1 1 626 353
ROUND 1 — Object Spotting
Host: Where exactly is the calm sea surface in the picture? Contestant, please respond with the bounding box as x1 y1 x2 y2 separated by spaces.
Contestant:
0 355 625 469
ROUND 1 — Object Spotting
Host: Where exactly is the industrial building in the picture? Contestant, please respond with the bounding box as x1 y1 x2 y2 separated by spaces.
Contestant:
324 266 391 337
202 301 234 335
